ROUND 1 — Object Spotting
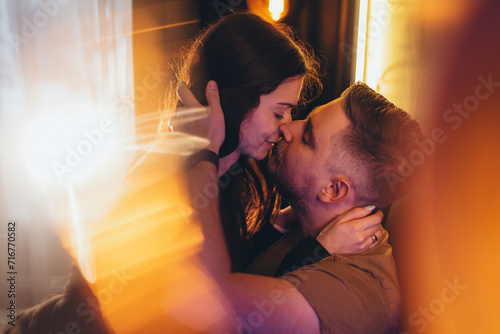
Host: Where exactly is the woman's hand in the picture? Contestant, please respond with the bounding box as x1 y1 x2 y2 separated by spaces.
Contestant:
273 206 298 232
177 81 225 154
316 206 383 255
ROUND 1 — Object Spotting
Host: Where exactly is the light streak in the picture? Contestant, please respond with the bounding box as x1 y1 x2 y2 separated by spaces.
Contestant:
66 182 96 283
355 0 369 83
83 152 233 332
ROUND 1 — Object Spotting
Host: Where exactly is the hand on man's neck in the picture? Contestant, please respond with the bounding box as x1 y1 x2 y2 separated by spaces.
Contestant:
293 199 351 238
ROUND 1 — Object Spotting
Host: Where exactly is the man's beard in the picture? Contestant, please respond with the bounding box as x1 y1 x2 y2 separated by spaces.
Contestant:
267 140 285 182
268 140 309 216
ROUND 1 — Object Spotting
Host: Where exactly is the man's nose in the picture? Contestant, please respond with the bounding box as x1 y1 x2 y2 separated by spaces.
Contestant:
278 121 296 143
275 113 292 132
282 112 292 124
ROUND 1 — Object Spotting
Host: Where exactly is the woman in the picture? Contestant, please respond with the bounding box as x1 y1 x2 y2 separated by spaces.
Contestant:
165 12 382 271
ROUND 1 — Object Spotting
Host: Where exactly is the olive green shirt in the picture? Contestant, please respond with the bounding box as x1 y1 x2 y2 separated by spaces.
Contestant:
247 227 401 334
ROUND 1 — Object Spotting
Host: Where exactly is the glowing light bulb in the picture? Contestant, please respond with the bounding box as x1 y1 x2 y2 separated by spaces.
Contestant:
269 0 284 21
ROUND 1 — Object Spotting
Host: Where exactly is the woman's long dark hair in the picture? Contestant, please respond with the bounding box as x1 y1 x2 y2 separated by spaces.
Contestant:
162 12 322 271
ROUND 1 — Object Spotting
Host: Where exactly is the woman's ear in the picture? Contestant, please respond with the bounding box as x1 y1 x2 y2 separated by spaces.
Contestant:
318 178 350 203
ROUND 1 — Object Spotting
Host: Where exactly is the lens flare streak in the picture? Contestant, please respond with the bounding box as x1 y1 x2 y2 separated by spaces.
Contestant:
66 182 97 283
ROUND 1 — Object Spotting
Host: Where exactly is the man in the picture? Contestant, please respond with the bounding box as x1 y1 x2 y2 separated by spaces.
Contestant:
181 81 423 333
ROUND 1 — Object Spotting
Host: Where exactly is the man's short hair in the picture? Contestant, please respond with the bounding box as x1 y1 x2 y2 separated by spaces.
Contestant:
332 82 424 209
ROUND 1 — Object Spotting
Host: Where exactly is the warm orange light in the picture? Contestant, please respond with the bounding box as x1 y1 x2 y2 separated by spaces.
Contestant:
269 0 284 21
247 0 289 22
87 154 231 333
57 150 233 333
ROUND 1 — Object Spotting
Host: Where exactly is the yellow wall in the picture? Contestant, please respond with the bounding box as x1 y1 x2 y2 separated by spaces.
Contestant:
369 1 500 333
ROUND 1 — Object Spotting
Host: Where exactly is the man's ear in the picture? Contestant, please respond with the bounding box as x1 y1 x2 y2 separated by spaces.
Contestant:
318 178 350 203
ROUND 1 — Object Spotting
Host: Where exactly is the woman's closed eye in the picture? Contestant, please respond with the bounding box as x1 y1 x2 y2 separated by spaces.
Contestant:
274 107 293 121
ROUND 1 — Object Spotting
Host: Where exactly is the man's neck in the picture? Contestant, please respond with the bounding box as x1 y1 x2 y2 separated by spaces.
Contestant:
291 201 340 238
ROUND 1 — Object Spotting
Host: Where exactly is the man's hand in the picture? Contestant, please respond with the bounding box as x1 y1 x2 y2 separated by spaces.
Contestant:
177 81 225 154
316 206 383 255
